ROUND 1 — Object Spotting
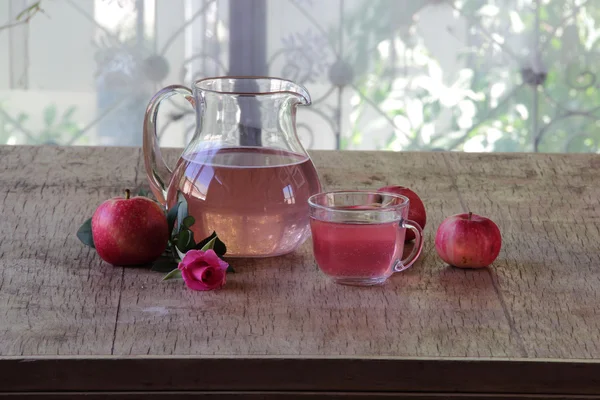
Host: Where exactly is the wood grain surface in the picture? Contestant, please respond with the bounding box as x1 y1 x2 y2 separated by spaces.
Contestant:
444 153 600 359
0 145 599 396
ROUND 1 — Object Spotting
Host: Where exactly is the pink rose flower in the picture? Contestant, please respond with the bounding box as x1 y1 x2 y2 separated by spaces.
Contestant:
178 249 229 291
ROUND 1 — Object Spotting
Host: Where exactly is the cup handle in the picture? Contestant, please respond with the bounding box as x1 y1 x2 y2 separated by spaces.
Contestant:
143 85 196 205
393 219 424 273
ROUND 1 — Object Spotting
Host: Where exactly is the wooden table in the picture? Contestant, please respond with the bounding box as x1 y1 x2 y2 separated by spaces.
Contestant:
1 145 600 399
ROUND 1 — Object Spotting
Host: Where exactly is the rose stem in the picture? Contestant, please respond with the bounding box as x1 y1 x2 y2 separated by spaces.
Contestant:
125 189 131 200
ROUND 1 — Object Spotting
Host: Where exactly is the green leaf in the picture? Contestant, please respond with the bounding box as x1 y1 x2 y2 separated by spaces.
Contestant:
182 215 195 228
226 265 235 273
176 228 196 253
195 231 216 249
59 122 79 134
15 7 30 20
76 218 95 248
199 236 216 251
176 229 192 252
166 202 180 235
150 257 179 272
16 2 41 20
43 105 57 127
176 195 188 234
175 246 186 261
195 231 227 257
61 106 77 122
213 234 227 257
162 268 183 281
185 232 196 252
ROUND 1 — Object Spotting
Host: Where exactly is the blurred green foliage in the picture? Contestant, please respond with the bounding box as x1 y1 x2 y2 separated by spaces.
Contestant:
345 0 600 153
0 103 83 145
2 0 600 152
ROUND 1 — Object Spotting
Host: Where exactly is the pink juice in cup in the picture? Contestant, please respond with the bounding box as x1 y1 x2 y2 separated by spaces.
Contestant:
310 218 404 279
308 191 424 286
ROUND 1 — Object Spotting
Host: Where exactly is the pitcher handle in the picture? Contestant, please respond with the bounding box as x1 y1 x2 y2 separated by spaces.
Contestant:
143 85 196 205
393 219 424 273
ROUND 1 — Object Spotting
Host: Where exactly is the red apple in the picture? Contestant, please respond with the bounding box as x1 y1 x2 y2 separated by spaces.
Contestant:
378 185 426 242
92 189 169 266
435 212 501 268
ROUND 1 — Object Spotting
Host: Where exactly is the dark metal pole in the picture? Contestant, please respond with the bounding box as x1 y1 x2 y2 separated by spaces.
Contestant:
229 0 267 146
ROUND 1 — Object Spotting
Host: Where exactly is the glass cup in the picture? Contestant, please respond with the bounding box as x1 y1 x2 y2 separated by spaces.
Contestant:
308 191 424 286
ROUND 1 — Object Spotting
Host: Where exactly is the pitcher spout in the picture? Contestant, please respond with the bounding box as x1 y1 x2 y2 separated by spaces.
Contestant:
285 81 311 106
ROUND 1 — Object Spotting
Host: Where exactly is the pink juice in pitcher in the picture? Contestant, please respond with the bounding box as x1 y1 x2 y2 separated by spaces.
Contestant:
310 218 405 279
167 147 321 257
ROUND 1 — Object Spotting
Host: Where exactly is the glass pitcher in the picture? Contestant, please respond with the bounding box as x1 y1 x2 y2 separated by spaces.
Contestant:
143 77 322 258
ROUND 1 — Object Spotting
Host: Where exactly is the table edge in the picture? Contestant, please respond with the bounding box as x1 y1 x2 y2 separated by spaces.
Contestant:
1 357 599 394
